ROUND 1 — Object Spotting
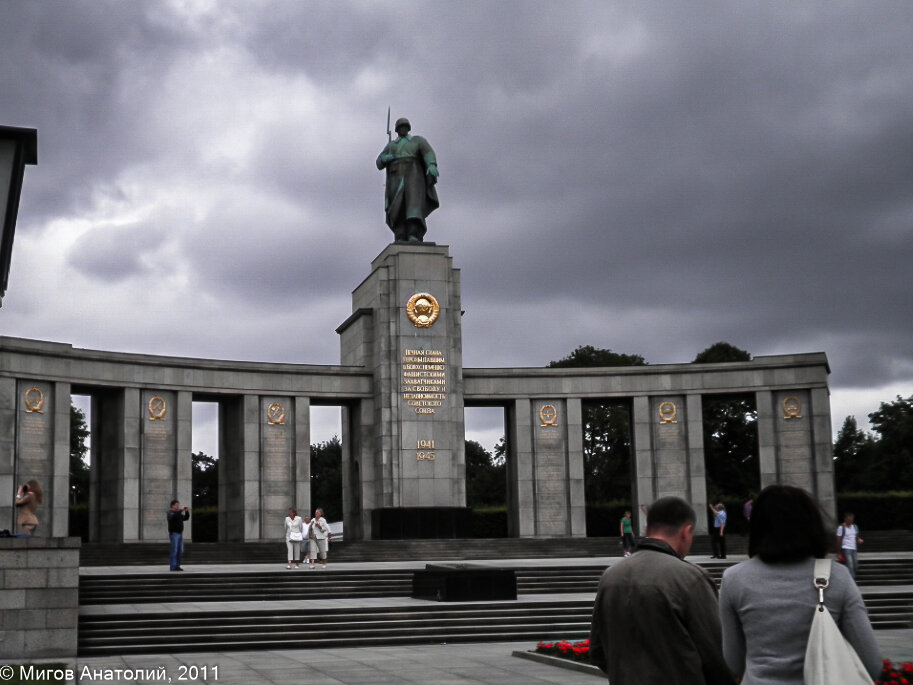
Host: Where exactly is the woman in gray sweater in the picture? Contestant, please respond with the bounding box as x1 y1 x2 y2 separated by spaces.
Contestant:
718 485 881 684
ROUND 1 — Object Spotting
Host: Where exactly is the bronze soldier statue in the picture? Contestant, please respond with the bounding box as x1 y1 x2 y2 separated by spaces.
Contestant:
376 117 439 242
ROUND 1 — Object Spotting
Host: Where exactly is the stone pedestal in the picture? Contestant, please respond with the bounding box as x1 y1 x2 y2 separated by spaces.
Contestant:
412 563 517 601
339 244 467 538
0 537 79 659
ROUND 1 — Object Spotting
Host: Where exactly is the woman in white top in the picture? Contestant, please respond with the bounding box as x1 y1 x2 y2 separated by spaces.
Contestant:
284 508 304 569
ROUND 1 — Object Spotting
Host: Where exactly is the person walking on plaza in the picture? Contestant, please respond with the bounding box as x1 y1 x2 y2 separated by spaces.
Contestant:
285 507 305 569
837 512 864 580
311 508 330 569
167 500 190 571
710 502 728 558
719 485 881 683
619 510 635 557
15 480 43 536
589 496 735 685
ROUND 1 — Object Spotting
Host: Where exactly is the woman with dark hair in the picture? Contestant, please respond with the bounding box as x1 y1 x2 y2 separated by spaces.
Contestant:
15 480 43 535
718 485 881 683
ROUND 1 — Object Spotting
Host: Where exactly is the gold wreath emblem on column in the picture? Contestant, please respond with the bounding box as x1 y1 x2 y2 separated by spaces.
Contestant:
148 396 167 421
539 403 558 427
267 402 286 425
24 387 45 414
782 396 803 420
406 292 440 328
658 401 678 424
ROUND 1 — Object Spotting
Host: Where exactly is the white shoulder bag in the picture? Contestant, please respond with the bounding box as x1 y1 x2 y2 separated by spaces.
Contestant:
803 558 871 685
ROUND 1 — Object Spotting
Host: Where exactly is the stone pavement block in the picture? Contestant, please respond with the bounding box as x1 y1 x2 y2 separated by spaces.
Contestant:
25 587 78 609
0 588 25 609
5 567 48 588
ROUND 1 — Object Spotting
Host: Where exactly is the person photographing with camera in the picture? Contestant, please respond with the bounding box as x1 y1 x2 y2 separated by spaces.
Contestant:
167 500 190 571
15 480 43 536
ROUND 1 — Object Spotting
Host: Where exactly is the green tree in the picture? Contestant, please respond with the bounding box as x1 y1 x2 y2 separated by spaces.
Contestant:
833 416 876 492
311 436 342 521
702 394 759 503
192 451 219 508
69 404 90 505
866 395 913 491
69 404 91 539
693 343 759 509
693 341 751 364
548 345 646 369
466 439 505 507
548 346 643 504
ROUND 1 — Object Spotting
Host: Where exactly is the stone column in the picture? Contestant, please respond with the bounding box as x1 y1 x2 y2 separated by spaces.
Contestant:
633 395 701 530
14 380 55 537
755 390 779 489
176 390 193 540
757 388 834 510
810 387 837 518
686 394 708 534
342 399 373 540
50 381 71 537
566 398 587 537
140 389 180 541
294 397 311 517
219 395 261 541
93 388 141 542
506 398 534 537
0 377 16 531
632 395 653 533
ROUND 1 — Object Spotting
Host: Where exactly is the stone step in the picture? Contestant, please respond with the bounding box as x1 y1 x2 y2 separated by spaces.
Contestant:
78 531 913 566
79 559 913 605
77 592 913 656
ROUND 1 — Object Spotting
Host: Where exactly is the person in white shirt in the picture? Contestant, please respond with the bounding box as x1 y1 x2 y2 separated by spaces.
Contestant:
837 512 863 579
302 514 314 568
284 508 304 569
311 508 331 569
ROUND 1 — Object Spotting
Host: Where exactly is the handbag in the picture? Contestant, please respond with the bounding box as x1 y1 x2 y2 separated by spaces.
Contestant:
803 559 871 685
289 530 303 542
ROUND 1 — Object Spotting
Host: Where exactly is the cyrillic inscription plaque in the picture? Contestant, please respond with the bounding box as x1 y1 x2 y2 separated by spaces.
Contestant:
401 348 446 414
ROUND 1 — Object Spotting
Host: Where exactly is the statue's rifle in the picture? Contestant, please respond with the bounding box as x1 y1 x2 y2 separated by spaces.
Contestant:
386 106 391 142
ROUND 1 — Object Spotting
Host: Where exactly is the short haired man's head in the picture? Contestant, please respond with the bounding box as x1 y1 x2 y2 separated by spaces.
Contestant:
749 485 829 562
645 497 697 557
170 499 180 509
843 512 855 524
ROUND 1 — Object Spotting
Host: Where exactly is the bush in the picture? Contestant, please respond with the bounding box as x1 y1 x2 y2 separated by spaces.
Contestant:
191 506 218 542
471 507 507 537
68 504 89 541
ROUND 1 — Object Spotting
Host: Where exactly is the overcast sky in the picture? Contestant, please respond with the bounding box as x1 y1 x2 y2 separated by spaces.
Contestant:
1 1 911 456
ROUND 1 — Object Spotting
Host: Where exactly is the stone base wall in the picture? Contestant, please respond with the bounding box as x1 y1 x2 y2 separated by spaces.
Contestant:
0 537 79 658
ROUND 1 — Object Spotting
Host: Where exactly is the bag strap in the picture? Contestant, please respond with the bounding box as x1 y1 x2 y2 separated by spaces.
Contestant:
813 558 831 611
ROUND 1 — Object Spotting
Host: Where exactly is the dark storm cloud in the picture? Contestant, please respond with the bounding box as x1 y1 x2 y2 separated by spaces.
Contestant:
0 1 910 430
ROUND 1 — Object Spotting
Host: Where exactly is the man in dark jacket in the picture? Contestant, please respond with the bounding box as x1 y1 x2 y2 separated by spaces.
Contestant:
167 499 190 571
589 497 735 685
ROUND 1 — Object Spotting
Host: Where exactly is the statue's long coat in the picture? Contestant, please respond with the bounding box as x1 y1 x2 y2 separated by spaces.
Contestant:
376 136 439 238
